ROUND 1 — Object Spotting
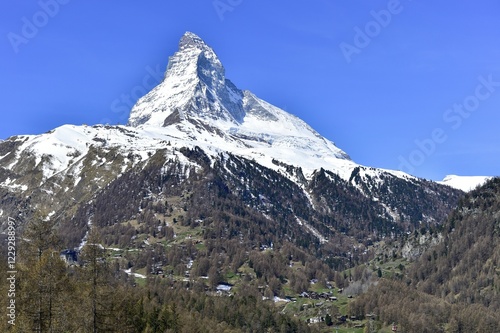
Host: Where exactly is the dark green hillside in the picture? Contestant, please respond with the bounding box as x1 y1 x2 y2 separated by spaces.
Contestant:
410 177 500 309
349 178 500 332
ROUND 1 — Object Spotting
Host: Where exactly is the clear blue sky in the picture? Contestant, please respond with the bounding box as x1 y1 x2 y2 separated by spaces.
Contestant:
1 0 499 180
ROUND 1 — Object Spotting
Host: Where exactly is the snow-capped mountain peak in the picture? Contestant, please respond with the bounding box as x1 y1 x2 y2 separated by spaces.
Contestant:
128 31 244 127
0 32 466 251
178 31 212 51
127 32 352 178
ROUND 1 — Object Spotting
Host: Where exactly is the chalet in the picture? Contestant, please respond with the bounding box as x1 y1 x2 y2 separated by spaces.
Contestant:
216 283 233 296
319 292 332 299
307 317 324 324
309 292 320 300
216 283 232 292
60 249 78 264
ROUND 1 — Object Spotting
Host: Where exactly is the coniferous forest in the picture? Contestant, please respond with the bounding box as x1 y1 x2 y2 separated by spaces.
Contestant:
1 223 316 333
1 178 499 332
350 178 500 332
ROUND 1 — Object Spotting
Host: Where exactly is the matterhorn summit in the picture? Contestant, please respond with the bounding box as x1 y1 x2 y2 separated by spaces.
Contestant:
127 32 354 177
128 31 245 127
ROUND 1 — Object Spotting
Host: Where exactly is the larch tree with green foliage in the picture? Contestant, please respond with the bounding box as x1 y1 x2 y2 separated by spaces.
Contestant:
16 212 77 332
78 228 115 333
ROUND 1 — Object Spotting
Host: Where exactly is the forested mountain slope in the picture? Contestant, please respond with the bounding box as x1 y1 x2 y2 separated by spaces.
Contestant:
350 178 500 332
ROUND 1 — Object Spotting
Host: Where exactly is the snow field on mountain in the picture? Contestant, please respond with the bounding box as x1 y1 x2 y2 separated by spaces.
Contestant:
439 175 492 192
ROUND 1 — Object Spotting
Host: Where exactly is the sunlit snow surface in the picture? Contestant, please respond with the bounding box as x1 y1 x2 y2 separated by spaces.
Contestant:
124 31 361 181
438 175 491 192
0 117 413 191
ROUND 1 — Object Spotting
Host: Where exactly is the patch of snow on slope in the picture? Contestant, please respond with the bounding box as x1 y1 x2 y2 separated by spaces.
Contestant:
18 125 92 179
124 268 146 279
296 217 327 244
438 175 492 192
